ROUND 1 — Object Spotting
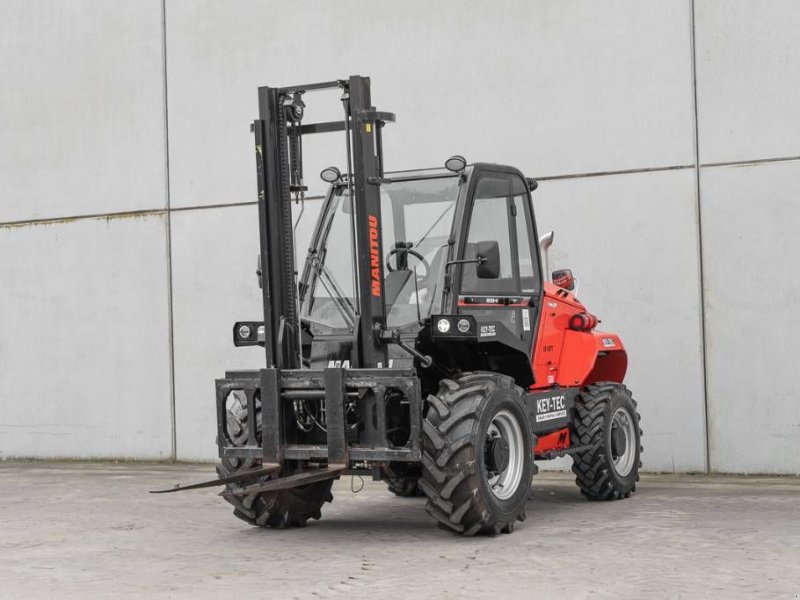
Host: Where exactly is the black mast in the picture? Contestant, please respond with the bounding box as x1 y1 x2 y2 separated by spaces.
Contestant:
254 85 300 369
253 76 395 371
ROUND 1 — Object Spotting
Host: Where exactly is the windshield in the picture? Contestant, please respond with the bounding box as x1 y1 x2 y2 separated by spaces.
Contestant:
302 175 460 329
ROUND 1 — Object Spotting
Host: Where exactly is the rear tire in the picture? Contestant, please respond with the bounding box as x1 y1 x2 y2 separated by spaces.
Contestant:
384 464 424 497
419 373 533 536
571 382 642 500
218 390 333 528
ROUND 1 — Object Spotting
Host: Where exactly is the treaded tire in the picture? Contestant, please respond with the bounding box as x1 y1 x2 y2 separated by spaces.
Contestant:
419 372 533 536
571 382 642 500
217 391 333 528
384 464 424 497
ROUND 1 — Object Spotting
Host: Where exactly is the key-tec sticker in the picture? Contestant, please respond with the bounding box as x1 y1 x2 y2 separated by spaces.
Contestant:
480 324 496 338
536 394 567 423
602 337 616 348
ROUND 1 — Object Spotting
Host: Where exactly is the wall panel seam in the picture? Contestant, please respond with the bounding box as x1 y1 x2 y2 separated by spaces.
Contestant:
700 155 800 168
161 0 177 462
5 156 800 229
690 0 711 474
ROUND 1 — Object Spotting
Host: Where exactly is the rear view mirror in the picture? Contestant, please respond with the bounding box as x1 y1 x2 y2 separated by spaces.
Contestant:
476 241 500 279
552 269 575 291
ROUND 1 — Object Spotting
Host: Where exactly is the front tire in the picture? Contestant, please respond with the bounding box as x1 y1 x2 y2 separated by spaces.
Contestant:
571 382 642 500
218 390 333 528
419 373 533 536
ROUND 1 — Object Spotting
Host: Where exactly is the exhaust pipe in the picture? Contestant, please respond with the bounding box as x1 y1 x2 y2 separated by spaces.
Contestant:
539 231 554 282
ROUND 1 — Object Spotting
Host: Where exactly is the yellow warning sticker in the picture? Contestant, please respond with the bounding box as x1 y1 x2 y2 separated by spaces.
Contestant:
365 123 372 133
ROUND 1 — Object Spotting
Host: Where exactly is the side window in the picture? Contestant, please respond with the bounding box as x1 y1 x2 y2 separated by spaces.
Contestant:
512 177 538 293
461 176 516 294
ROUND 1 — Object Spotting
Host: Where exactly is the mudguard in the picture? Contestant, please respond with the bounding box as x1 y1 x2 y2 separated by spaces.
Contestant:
532 283 628 389
556 330 627 387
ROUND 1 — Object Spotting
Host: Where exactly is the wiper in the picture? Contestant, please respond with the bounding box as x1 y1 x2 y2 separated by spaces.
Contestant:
310 254 356 329
414 202 454 249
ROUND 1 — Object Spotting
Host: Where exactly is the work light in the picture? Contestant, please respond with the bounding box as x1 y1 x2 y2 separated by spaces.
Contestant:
444 155 467 172
320 166 341 183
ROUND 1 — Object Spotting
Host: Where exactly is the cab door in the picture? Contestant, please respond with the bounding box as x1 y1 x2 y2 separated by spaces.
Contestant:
454 169 542 374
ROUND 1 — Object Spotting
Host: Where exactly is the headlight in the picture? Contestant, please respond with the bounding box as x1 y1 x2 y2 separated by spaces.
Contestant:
233 321 264 347
430 314 476 341
436 318 451 333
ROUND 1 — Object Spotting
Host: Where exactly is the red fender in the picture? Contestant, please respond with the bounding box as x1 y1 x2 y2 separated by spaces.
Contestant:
532 283 627 388
556 331 627 387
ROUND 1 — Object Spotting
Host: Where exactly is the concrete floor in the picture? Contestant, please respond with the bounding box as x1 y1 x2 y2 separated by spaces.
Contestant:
0 463 798 599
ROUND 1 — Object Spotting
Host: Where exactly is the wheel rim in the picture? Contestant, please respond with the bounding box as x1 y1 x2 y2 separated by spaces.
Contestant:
610 407 636 476
484 409 525 500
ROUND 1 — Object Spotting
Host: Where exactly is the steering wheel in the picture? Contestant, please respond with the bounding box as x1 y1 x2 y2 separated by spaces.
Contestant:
386 246 430 278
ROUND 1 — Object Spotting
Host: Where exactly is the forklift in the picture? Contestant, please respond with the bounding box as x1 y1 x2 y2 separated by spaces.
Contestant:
155 75 642 536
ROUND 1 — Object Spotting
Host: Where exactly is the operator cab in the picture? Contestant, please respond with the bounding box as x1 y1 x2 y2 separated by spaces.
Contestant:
299 161 543 387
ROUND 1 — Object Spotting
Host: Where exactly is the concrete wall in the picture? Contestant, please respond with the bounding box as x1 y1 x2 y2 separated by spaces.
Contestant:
0 215 173 458
1 1 798 472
